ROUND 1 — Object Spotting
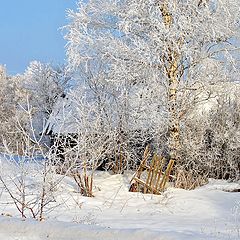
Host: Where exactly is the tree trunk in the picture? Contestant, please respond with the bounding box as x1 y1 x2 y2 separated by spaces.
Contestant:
167 51 180 162
160 2 181 162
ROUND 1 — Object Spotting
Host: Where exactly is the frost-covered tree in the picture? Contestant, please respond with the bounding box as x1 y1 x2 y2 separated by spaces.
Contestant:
65 0 240 170
0 65 28 154
179 82 240 183
23 61 70 133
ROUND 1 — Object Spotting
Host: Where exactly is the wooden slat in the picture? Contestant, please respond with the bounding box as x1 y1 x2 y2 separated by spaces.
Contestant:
130 145 150 183
155 156 164 190
159 159 175 191
148 154 159 193
144 153 156 193
151 155 161 191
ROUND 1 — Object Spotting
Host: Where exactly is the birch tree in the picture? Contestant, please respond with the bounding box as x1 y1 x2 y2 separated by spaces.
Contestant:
65 0 240 169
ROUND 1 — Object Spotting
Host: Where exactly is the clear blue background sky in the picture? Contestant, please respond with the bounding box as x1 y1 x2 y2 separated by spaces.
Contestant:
0 0 76 74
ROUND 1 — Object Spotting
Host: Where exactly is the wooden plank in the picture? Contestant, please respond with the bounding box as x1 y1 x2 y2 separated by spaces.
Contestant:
159 159 174 191
148 154 159 193
129 145 150 192
130 145 150 183
155 157 165 192
151 155 161 191
144 154 156 193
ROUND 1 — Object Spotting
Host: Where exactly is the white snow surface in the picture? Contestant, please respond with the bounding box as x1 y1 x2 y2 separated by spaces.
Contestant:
0 158 239 240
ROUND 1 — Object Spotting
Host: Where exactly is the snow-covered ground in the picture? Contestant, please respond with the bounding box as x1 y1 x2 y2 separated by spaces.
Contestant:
0 158 239 240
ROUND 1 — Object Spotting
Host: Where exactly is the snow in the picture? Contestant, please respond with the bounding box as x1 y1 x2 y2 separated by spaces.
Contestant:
0 158 239 240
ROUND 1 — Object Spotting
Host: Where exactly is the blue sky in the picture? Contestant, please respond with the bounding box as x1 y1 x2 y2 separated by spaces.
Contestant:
0 0 76 74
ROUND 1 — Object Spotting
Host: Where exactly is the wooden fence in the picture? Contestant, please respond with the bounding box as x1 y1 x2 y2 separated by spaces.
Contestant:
129 146 174 194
